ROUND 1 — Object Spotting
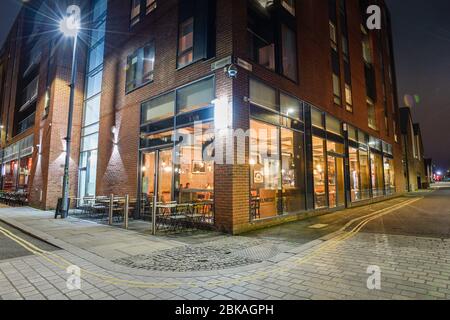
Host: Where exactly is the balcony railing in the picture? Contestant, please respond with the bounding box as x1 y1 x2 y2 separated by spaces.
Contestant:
19 77 39 112
18 113 36 134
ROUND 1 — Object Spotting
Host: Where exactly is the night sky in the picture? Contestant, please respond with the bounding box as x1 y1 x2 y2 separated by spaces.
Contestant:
0 0 449 170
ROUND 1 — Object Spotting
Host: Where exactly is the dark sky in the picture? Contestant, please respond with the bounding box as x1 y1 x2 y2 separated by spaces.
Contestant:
0 1 449 170
386 0 450 171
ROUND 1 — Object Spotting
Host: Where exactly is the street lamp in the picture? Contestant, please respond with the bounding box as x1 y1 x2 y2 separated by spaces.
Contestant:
60 7 80 219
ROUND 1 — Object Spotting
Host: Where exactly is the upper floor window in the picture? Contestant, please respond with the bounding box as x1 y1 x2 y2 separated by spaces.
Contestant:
281 0 296 16
126 42 155 93
130 0 157 27
178 17 194 68
329 21 337 51
281 24 298 81
367 98 377 130
361 27 372 65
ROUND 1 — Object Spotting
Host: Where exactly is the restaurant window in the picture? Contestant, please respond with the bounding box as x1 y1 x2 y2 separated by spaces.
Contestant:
359 149 371 200
312 136 327 209
311 107 324 129
348 125 357 141
176 123 215 206
281 0 296 16
177 77 214 114
178 17 194 68
326 115 342 136
281 128 305 214
280 93 302 120
126 42 155 93
17 156 32 191
250 120 281 219
250 79 277 111
384 157 395 195
281 25 298 81
141 92 175 124
371 153 384 197
349 147 361 202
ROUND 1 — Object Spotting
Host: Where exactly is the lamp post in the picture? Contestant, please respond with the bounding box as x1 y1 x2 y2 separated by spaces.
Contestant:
60 8 80 218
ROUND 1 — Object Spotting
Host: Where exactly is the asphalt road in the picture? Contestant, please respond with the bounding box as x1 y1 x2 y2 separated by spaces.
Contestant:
0 221 58 261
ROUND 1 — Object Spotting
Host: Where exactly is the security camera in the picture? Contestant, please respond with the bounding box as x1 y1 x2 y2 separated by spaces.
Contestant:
225 64 238 79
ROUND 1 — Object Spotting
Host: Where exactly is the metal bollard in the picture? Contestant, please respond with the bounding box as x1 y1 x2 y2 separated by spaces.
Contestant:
108 194 114 225
124 194 129 230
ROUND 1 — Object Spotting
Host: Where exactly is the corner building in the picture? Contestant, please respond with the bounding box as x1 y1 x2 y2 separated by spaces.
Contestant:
0 0 406 234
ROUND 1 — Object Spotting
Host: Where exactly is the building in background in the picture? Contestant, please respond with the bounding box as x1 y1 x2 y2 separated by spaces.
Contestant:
0 0 409 234
399 107 427 191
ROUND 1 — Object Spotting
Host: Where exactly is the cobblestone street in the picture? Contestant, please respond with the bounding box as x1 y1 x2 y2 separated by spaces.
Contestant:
1 186 450 300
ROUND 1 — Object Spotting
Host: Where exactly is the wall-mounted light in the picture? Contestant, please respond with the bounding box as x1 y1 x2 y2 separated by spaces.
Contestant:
213 97 232 130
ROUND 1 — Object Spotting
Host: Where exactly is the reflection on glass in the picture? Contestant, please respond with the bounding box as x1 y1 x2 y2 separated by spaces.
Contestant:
18 156 32 191
327 156 345 208
176 123 215 203
371 153 384 197
384 158 395 195
359 149 371 200
250 120 281 218
281 128 305 214
349 147 361 202
313 136 327 208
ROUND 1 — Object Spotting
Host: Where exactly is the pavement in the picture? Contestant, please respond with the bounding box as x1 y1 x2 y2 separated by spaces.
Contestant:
0 183 449 300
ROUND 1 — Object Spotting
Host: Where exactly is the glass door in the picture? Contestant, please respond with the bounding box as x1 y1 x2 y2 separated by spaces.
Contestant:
140 148 174 221
327 155 345 209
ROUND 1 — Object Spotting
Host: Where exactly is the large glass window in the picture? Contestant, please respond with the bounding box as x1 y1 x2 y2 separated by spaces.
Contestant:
349 147 361 202
176 123 215 204
178 17 194 67
250 79 277 111
177 77 214 114
281 25 298 81
311 107 324 129
84 95 101 127
281 128 305 214
126 43 155 92
371 153 384 197
359 149 371 200
141 92 175 124
313 136 327 209
250 120 281 219
384 157 395 195
280 93 302 120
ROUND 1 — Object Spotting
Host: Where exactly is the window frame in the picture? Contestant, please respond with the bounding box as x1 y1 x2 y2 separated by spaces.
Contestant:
177 17 195 69
125 42 156 94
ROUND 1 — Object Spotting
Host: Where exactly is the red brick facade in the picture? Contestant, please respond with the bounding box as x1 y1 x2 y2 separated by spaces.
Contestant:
0 0 407 234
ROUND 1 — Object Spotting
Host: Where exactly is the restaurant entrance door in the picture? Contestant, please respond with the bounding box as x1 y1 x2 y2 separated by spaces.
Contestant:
140 148 174 229
327 155 345 209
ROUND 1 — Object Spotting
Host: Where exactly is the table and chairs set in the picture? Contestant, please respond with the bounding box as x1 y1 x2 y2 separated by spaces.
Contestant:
71 194 214 233
0 190 29 207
